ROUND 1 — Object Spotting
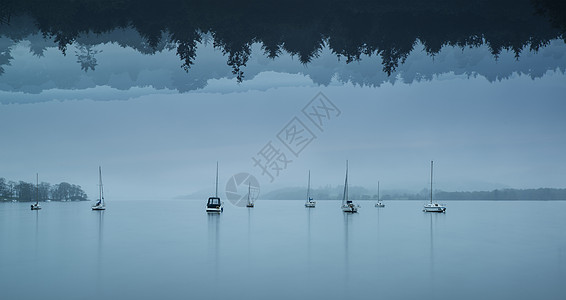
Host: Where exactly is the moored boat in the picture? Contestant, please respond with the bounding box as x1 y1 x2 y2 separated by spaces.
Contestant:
423 161 446 213
341 161 358 213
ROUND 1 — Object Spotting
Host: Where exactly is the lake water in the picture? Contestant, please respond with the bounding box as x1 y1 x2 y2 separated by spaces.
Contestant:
1 200 565 300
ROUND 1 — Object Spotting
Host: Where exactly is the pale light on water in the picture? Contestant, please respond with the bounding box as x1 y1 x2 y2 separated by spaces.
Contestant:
1 200 565 299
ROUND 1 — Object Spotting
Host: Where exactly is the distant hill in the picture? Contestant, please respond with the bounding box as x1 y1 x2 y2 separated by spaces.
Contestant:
257 186 566 201
435 188 566 201
261 185 381 201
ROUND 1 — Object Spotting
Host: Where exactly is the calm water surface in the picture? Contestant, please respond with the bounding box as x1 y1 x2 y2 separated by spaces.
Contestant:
1 200 565 300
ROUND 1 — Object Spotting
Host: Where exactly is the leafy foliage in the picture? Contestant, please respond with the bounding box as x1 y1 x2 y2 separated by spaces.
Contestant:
0 176 88 202
0 0 564 81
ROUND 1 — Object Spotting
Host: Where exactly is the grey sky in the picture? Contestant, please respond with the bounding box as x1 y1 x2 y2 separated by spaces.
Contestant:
1 34 565 200
1 67 564 200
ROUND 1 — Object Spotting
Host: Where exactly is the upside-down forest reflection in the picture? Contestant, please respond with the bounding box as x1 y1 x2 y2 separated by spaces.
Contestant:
0 0 564 95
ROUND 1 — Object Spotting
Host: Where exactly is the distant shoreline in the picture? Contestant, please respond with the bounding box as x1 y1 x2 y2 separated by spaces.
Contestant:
0 199 89 203
173 198 566 201
177 187 566 201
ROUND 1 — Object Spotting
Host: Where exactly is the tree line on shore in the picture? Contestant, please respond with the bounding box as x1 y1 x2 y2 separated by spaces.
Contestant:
0 177 88 202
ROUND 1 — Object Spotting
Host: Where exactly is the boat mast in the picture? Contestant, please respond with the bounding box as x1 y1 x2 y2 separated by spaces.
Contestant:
36 173 39 205
215 161 219 198
248 181 251 204
307 170 311 200
430 161 433 204
99 166 104 205
377 180 380 202
343 160 349 204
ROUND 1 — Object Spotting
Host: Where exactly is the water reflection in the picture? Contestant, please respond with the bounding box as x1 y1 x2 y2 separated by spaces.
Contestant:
375 207 381 269
247 206 252 236
343 212 354 288
306 207 313 273
95 210 104 288
207 213 220 277
373 208 384 300
34 209 39 259
429 213 434 280
247 207 253 267
428 212 445 288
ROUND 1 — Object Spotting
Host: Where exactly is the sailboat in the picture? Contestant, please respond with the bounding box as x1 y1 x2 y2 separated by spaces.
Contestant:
305 170 316 207
92 166 106 210
341 161 358 213
375 181 385 207
423 161 446 212
30 173 41 210
206 162 224 213
246 181 254 207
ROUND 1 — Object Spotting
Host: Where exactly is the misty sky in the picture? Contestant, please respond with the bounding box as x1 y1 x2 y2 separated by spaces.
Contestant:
1 38 565 201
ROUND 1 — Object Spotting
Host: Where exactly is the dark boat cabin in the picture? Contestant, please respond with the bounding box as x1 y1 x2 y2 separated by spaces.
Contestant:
207 197 221 208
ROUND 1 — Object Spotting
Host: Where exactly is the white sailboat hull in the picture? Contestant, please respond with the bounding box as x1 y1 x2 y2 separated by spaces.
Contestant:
31 204 41 210
375 202 385 207
92 204 105 210
206 206 223 213
305 201 316 207
342 204 358 213
423 203 446 212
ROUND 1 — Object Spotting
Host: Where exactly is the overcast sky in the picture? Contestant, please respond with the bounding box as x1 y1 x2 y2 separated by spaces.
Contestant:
1 38 565 201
